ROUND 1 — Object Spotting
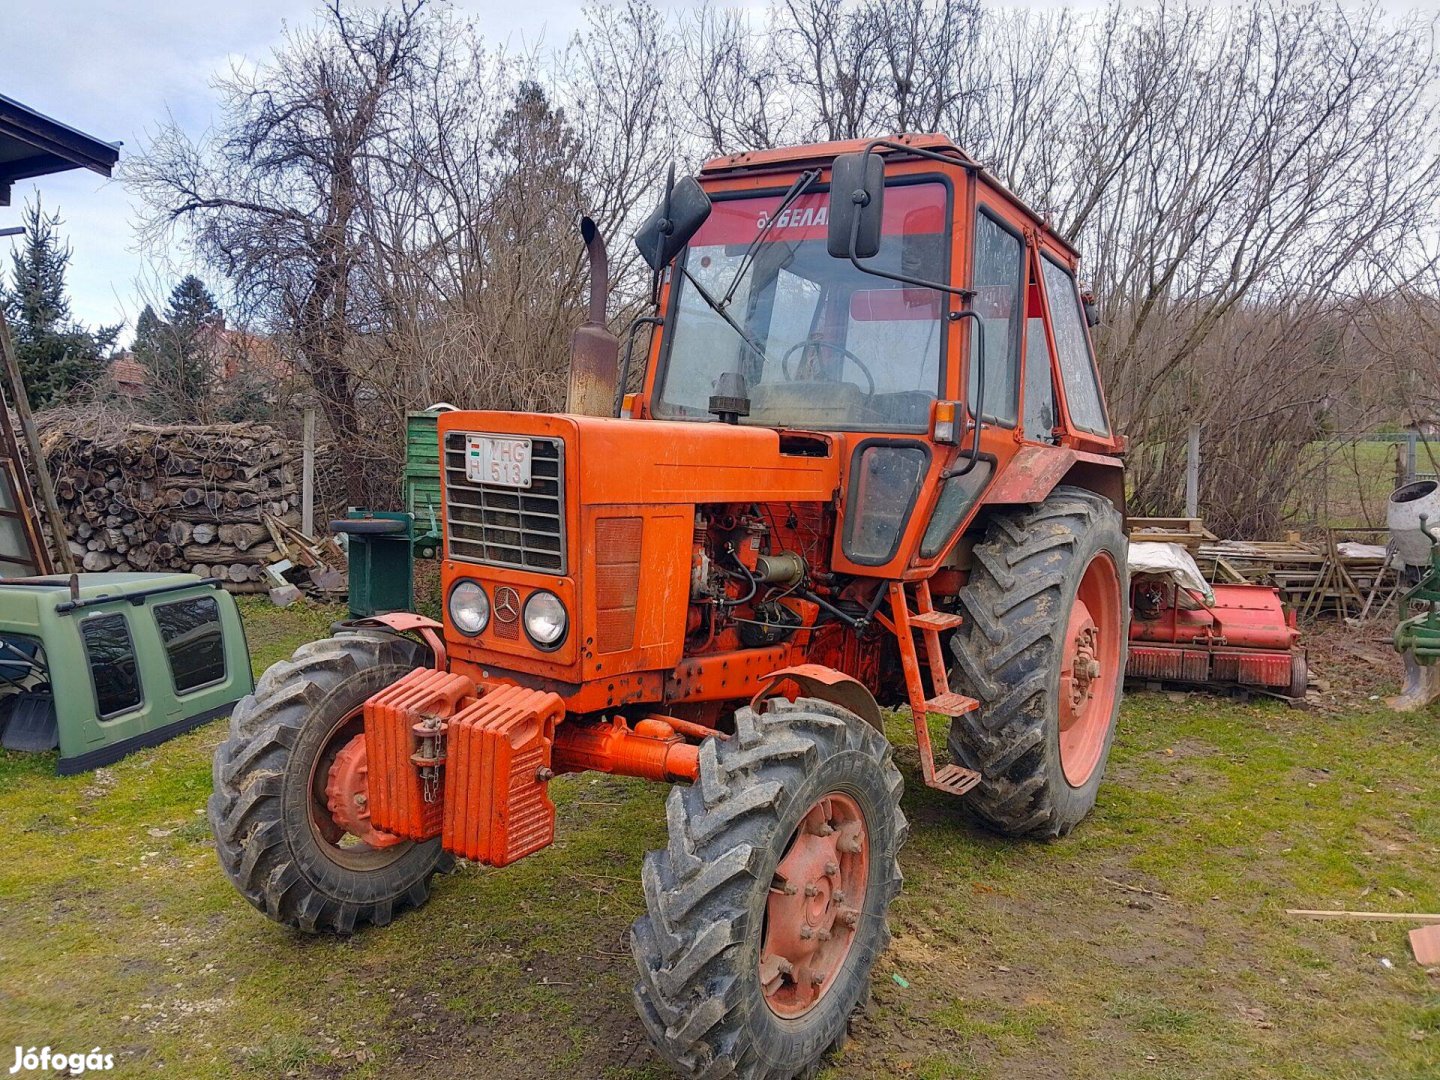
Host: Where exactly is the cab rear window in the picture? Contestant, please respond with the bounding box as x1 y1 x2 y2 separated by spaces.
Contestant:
1041 254 1109 435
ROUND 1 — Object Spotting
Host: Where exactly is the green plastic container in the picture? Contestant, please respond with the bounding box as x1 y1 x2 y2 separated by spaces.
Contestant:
338 511 414 618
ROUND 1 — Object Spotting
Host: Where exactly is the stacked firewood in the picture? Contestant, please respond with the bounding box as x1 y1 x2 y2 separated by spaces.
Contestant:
41 420 304 592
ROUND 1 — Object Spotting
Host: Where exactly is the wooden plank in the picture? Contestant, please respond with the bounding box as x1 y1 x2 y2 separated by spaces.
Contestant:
1286 909 1440 923
301 405 315 539
1410 924 1440 966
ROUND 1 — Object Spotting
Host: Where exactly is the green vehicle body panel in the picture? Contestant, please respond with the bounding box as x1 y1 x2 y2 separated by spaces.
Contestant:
405 410 443 556
0 572 254 774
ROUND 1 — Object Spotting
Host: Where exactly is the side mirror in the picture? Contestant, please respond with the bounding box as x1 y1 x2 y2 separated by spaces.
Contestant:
826 152 884 260
1082 292 1101 328
635 175 712 272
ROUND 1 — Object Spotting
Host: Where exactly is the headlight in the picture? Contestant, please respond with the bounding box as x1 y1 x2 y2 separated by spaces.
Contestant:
448 580 489 635
523 590 567 648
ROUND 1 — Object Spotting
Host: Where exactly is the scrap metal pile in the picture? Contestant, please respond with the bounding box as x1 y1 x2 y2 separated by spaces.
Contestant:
40 419 303 591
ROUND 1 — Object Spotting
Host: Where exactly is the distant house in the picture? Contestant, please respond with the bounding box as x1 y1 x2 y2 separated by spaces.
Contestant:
108 322 291 400
109 355 145 398
1401 413 1440 438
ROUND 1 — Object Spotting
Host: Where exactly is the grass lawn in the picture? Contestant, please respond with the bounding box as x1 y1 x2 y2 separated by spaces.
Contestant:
1 599 1437 1079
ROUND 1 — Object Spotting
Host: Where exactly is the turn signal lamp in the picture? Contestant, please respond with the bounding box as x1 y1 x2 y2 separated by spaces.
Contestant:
933 401 960 444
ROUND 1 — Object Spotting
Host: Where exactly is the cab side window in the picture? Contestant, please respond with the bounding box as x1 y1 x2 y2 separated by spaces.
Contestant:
1040 254 1109 435
1023 279 1057 443
82 613 142 718
969 211 1024 425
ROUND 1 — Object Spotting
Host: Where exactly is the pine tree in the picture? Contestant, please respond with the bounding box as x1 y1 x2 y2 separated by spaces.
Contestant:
133 275 221 419
1 199 119 408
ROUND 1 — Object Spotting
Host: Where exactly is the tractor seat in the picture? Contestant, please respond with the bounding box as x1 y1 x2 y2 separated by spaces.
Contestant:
747 381 865 428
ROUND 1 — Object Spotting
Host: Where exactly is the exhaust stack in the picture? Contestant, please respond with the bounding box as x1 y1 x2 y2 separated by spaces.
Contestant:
566 216 620 417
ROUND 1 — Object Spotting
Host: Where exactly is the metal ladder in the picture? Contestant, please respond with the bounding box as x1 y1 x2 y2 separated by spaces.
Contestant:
879 579 982 796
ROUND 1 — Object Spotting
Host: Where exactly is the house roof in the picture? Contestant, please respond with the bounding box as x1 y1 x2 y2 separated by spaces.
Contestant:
0 92 119 206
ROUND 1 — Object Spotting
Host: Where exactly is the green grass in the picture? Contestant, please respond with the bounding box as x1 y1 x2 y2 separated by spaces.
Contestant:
1 602 1437 1078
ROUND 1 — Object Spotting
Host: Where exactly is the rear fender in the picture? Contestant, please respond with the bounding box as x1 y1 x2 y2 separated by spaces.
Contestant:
750 664 885 733
981 446 1125 516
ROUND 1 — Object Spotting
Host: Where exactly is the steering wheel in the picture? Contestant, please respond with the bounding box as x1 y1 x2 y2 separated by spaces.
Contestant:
779 338 875 398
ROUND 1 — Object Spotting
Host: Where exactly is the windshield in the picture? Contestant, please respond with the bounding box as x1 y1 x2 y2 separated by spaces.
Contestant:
654 181 949 431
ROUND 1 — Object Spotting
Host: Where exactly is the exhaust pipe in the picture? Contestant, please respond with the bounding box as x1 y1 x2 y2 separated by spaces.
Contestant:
566 216 620 417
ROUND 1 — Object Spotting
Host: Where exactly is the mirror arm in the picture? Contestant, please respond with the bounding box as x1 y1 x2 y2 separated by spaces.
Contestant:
842 198 986 476
616 315 665 417
944 309 985 477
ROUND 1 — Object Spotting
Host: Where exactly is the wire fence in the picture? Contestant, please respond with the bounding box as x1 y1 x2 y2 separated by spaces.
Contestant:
1284 431 1438 535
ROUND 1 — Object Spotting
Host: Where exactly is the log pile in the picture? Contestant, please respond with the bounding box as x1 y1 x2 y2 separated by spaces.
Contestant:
41 421 303 592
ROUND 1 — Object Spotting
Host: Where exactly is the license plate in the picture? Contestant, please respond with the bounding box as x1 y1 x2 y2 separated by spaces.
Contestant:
465 434 532 488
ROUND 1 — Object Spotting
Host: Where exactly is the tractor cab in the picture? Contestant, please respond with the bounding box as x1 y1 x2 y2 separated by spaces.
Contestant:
619 135 1123 585
0 574 252 773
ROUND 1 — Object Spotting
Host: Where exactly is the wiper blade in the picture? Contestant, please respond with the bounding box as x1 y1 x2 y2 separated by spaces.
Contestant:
720 169 820 309
680 265 770 368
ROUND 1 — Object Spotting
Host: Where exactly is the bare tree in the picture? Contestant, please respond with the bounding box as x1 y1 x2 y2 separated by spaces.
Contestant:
128 0 1440 535
130 0 434 501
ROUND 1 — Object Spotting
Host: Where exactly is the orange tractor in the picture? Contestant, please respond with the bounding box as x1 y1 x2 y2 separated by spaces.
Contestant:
210 134 1128 1079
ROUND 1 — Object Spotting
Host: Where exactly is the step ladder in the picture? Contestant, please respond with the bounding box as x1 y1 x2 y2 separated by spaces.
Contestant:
880 580 982 796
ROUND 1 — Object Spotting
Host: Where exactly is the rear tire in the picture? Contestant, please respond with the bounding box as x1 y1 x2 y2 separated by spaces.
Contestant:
631 699 906 1079
947 486 1128 838
208 632 451 933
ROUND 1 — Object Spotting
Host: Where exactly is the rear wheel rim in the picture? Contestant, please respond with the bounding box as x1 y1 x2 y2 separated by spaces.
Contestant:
1058 551 1122 787
759 792 869 1019
306 709 411 871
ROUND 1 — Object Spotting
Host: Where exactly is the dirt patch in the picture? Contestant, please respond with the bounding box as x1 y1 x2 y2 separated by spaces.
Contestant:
1302 617 1407 713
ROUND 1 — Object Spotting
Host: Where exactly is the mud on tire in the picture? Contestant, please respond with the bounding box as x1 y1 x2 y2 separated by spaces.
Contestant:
947 486 1128 838
208 632 452 934
631 698 906 1080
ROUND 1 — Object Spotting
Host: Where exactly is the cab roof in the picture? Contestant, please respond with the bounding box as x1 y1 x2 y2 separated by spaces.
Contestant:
699 132 1078 261
700 132 975 175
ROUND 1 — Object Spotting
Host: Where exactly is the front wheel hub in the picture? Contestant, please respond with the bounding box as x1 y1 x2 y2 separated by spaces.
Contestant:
323 733 404 850
760 793 869 1018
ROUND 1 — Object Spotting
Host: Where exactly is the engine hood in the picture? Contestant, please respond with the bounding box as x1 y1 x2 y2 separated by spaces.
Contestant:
437 412 842 506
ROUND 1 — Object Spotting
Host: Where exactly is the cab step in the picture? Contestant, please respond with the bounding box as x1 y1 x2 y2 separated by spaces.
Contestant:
923 691 980 717
931 763 983 796
909 610 963 632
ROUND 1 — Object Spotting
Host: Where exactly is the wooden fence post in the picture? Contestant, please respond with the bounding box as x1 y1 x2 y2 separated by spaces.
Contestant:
1185 423 1201 520
302 405 315 539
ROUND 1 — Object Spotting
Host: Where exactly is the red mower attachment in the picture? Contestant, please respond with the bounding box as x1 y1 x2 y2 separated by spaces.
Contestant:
1129 580 1306 698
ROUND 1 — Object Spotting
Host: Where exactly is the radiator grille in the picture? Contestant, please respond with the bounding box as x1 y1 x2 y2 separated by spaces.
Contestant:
594 517 643 654
444 432 566 573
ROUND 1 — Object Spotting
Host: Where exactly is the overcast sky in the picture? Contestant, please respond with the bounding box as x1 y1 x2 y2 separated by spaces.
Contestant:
1 0 1429 340
1 0 639 340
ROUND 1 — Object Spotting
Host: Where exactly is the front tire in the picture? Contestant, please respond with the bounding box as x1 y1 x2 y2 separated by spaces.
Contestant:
947 486 1128 838
631 699 906 1079
208 632 451 934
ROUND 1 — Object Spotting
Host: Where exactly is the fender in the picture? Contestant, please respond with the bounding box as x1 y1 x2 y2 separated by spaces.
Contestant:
981 445 1125 514
342 612 448 670
749 663 885 733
